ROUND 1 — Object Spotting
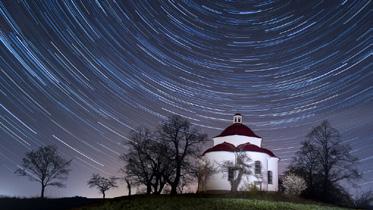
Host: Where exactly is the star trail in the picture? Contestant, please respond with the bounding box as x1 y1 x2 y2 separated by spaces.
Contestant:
0 0 372 198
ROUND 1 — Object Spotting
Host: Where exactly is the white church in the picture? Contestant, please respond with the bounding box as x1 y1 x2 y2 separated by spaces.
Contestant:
200 113 279 192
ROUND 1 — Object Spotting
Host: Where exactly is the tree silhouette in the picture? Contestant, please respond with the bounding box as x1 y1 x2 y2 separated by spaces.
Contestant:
120 115 208 195
158 115 208 194
15 145 71 198
120 128 153 194
87 174 118 199
120 127 170 194
289 120 360 203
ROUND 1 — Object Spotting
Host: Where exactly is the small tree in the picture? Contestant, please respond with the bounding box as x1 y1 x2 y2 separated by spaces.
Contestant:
15 145 72 198
282 173 307 196
195 158 216 192
220 151 253 192
87 174 118 199
124 177 132 196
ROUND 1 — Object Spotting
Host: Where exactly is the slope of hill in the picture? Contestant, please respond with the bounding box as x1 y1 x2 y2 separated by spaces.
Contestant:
73 195 349 210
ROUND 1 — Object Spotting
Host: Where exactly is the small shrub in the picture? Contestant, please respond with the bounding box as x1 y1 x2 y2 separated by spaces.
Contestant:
282 173 306 196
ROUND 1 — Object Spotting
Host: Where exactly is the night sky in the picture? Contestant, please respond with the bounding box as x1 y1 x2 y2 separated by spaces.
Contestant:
0 0 372 198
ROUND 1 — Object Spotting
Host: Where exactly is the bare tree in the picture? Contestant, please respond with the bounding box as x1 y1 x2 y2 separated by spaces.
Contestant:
87 174 118 199
120 128 155 194
309 121 359 198
158 115 208 195
119 116 208 195
289 140 319 194
15 145 71 198
120 127 171 194
288 120 360 203
220 151 253 192
148 139 171 194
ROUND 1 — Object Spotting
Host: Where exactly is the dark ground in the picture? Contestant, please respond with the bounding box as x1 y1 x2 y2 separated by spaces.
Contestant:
0 193 362 210
0 197 102 210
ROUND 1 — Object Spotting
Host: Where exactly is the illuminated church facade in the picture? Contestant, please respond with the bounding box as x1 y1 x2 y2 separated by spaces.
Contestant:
200 113 279 192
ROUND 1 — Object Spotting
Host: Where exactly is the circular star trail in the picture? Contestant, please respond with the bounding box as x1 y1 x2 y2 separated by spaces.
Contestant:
0 0 372 197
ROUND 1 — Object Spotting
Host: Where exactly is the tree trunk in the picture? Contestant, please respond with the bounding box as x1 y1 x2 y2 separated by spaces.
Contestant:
231 183 238 192
323 170 329 199
146 183 152 194
170 167 181 195
158 181 166 194
308 169 313 194
197 175 201 192
41 185 45 198
231 178 240 192
231 170 243 192
152 184 158 194
125 179 131 196
170 183 177 195
102 191 106 199
153 190 161 195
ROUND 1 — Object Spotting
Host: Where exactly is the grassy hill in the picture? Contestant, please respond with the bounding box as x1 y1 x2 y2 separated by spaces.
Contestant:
73 194 349 210
0 193 351 210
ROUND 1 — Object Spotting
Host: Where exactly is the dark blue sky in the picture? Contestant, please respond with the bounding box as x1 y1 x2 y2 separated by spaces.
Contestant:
0 0 372 198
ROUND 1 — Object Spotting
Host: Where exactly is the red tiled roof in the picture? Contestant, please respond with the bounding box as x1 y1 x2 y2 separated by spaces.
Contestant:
203 142 276 157
202 142 236 155
215 123 261 138
237 143 276 157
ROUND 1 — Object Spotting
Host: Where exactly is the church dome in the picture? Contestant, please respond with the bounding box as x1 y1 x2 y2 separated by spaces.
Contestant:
215 113 261 138
216 123 261 138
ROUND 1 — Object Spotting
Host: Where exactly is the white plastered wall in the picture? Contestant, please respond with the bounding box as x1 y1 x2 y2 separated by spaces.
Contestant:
204 151 235 191
213 135 262 147
204 151 278 192
267 157 279 191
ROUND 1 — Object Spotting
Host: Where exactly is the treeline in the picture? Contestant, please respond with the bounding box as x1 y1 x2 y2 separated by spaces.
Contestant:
120 115 207 195
13 116 372 208
14 115 207 198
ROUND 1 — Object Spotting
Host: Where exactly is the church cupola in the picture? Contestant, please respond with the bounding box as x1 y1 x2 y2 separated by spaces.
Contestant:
233 113 242 124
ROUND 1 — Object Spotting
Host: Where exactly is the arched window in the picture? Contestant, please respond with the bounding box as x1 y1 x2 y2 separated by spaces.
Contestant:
255 161 261 174
268 171 273 184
